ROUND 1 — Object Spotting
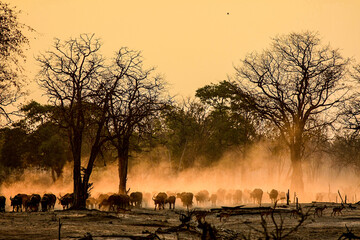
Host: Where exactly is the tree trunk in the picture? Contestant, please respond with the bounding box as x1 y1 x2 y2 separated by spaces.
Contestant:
71 133 86 209
290 142 304 193
51 169 56 183
118 144 129 194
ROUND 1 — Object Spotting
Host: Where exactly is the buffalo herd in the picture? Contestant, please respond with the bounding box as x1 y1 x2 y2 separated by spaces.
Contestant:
0 188 288 213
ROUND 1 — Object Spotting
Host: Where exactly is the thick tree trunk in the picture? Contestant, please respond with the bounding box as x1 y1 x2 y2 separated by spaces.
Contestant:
290 142 304 193
118 144 129 194
71 133 86 209
118 154 129 194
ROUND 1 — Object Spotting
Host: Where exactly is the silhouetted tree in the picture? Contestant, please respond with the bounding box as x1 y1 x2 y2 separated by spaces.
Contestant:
196 81 259 154
36 34 108 209
0 2 30 123
341 64 360 134
334 64 360 173
105 48 168 194
232 31 350 192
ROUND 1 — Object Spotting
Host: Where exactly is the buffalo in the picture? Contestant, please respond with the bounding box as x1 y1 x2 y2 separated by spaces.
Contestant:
10 194 29 212
177 192 193 210
0 196 5 212
41 195 51 212
130 192 143 208
107 194 130 211
44 193 57 210
250 188 263 206
268 189 279 204
165 195 176 209
41 194 57 212
153 192 167 210
195 190 210 206
26 194 41 212
58 193 74 210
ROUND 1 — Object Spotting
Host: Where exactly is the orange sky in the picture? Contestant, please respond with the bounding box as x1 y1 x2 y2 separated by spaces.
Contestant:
5 0 360 102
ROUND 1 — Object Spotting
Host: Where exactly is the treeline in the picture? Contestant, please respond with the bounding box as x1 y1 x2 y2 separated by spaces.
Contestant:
0 90 258 184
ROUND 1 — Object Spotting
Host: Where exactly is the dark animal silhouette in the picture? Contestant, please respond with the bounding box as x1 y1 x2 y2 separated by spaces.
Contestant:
10 195 22 212
130 192 143 208
58 193 74 210
177 192 193 210
268 189 279 204
153 192 168 210
107 194 130 211
40 193 56 212
0 196 5 212
250 188 263 205
26 194 41 212
10 194 29 212
41 194 51 212
332 204 345 216
44 193 56 210
165 195 176 209
314 205 327 217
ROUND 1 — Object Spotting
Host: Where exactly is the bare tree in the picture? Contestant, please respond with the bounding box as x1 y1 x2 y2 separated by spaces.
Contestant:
105 47 168 194
107 48 168 194
0 2 31 123
341 64 360 134
36 34 108 208
334 64 360 173
233 31 350 192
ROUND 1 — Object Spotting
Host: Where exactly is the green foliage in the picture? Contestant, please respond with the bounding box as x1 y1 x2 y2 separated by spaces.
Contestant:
20 101 54 125
161 91 258 169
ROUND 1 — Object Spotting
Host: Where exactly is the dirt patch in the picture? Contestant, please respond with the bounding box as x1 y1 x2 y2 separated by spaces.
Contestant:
0 203 360 239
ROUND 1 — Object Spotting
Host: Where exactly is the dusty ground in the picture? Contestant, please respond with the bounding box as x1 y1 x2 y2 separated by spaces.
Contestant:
0 202 360 240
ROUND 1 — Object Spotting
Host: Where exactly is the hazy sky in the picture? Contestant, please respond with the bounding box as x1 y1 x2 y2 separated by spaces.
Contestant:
5 0 360 102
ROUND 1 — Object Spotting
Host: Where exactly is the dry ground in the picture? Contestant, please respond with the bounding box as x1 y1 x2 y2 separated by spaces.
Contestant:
0 203 360 239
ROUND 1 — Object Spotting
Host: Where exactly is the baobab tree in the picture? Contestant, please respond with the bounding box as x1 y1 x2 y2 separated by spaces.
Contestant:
233 31 350 192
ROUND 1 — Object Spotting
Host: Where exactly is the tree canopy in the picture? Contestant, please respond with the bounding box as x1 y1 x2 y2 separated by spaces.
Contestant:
0 2 30 122
233 31 351 191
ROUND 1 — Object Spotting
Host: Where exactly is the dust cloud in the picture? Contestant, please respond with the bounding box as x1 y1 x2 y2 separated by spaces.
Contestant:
1 142 360 205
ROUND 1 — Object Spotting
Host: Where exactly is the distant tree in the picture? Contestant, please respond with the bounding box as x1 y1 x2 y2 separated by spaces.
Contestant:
196 81 259 152
0 127 27 171
162 98 211 170
20 101 54 126
0 2 30 122
105 48 168 194
25 122 69 182
232 31 350 192
36 34 108 209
